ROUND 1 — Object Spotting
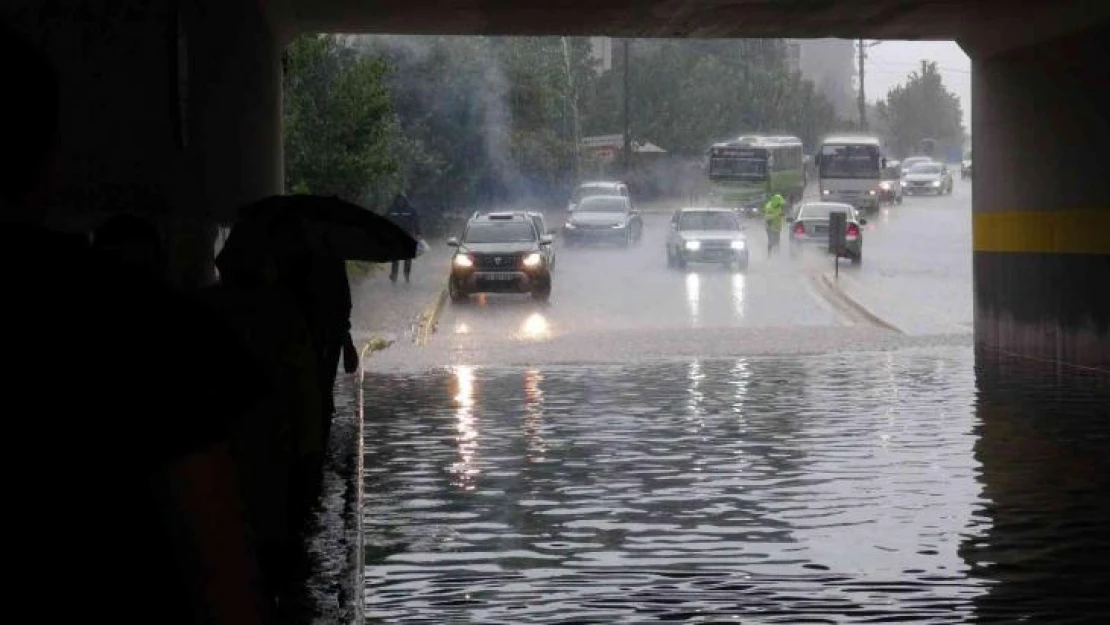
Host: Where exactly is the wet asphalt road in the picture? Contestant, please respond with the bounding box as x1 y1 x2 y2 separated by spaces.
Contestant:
361 178 1110 622
372 178 972 368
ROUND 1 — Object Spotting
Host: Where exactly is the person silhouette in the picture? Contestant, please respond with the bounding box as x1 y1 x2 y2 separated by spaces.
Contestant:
0 22 274 624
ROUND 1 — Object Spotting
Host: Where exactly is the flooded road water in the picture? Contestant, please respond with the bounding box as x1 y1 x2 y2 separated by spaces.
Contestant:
362 347 1110 623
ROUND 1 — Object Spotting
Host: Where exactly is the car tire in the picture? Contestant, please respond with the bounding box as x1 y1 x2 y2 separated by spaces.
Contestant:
676 254 687 270
851 250 862 265
666 247 677 268
735 256 749 271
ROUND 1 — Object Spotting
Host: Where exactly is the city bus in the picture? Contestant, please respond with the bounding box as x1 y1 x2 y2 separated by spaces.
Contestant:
814 134 886 213
706 135 806 218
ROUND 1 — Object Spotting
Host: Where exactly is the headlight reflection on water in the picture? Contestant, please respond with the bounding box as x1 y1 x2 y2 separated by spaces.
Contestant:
517 312 552 341
450 365 479 490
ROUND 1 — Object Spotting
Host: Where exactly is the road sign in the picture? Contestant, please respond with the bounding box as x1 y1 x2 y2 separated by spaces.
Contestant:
593 147 617 162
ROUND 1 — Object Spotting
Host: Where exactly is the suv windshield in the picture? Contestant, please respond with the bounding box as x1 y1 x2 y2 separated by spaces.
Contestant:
679 211 740 231
909 164 942 175
576 197 628 213
572 186 616 203
464 221 536 244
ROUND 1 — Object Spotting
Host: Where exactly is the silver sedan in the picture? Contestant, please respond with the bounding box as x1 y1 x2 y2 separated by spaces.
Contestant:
788 201 867 264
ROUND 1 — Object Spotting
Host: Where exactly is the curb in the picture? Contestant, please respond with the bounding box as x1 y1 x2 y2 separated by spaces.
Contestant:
414 282 449 346
818 272 905 334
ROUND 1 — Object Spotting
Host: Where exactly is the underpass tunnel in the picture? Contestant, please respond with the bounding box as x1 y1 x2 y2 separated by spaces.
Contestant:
4 1 1108 620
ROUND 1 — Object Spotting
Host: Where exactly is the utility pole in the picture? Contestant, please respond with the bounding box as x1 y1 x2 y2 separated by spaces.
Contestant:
562 37 581 182
857 39 882 132
622 38 632 176
857 39 867 131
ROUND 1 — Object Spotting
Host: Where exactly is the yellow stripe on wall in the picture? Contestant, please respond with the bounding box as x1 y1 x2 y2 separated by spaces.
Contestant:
974 210 1110 254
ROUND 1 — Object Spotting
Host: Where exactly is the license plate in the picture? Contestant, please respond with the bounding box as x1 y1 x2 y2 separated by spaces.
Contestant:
481 273 516 281
814 226 828 234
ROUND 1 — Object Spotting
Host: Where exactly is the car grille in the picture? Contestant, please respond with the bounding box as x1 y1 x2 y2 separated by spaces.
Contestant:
472 253 523 270
575 223 617 230
911 181 931 187
700 240 734 250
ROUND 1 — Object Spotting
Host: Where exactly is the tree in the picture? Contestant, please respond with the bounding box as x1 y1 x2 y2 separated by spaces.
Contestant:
579 39 837 155
283 35 399 204
877 60 965 158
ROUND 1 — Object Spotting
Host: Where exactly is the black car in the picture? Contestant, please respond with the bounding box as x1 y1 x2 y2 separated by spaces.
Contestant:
447 213 553 303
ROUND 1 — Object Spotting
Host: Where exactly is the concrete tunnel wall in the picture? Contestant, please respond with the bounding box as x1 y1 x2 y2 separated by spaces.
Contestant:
5 0 282 288
970 21 1110 369
5 1 1109 368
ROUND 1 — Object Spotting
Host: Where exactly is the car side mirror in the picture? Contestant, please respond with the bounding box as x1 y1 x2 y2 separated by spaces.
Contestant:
447 237 459 247
859 218 868 225
540 235 554 245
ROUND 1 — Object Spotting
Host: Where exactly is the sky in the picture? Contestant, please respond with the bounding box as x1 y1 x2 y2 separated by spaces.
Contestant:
865 40 973 129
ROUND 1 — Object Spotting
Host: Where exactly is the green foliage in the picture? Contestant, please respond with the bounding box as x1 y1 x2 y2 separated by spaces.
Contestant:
877 60 965 157
284 35 840 216
580 40 837 155
283 34 400 205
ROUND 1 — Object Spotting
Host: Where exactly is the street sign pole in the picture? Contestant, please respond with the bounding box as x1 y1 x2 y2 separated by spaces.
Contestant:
829 211 847 281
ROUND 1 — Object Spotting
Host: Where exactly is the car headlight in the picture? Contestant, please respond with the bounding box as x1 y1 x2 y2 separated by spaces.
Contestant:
685 241 701 251
522 252 543 268
453 254 474 268
564 221 576 229
867 189 877 196
931 180 941 187
880 182 891 191
730 240 746 250
821 189 831 196
612 222 626 229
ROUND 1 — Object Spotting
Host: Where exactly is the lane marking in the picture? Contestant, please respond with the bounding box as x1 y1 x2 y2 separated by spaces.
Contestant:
413 281 449 346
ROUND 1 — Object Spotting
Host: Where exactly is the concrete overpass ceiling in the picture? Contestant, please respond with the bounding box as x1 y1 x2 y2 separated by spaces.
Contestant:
287 0 1107 47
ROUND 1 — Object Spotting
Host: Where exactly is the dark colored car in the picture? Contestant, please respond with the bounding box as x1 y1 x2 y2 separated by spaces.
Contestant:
563 195 643 247
448 213 553 303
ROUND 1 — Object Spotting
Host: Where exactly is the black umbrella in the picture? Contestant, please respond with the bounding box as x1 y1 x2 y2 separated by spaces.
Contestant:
217 194 417 277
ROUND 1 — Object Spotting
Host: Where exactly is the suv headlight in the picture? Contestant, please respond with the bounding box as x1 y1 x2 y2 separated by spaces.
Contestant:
564 221 576 229
685 241 701 251
523 252 543 268
453 254 474 268
931 180 941 187
612 221 626 229
730 240 746 250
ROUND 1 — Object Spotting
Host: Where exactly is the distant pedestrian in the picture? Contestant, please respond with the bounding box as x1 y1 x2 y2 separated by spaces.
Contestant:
762 193 786 256
386 193 421 283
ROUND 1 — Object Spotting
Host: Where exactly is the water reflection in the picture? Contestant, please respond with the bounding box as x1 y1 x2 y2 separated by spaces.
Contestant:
362 348 1110 621
961 352 1110 622
730 272 746 320
685 272 700 325
450 365 479 490
516 312 552 341
522 368 546 463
